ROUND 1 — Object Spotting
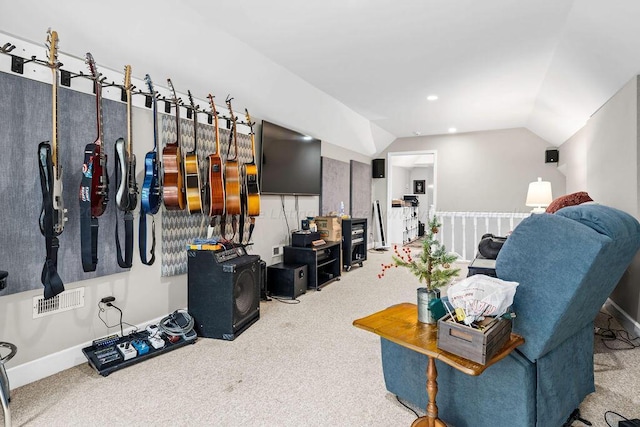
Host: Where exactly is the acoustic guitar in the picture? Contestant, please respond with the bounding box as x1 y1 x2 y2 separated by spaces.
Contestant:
224 96 241 216
85 52 109 217
243 108 261 218
207 94 225 217
162 79 185 210
39 28 67 235
184 90 203 214
115 65 138 212
140 74 162 214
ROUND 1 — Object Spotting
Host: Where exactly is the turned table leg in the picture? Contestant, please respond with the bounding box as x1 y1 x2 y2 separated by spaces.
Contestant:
411 356 446 427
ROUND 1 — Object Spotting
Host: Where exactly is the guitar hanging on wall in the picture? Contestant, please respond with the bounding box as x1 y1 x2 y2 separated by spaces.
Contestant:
79 52 109 272
140 74 162 215
224 96 241 217
113 65 138 269
139 74 162 266
162 79 185 210
114 64 138 212
207 93 225 218
243 108 261 242
38 28 65 298
84 52 109 217
184 90 203 214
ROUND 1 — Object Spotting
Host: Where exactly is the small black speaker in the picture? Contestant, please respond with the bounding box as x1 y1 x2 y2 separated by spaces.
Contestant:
267 263 307 299
372 158 385 178
187 250 261 340
545 149 559 163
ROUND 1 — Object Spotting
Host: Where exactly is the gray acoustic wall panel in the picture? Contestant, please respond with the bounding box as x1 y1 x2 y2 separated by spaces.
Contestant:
350 160 373 226
320 157 350 216
0 71 126 296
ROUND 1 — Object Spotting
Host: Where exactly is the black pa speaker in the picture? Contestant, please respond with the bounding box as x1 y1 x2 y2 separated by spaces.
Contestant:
372 158 385 178
545 149 559 163
187 250 261 340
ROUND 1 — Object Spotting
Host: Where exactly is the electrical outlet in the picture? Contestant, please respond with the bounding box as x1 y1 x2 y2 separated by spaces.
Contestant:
272 245 283 257
100 296 115 304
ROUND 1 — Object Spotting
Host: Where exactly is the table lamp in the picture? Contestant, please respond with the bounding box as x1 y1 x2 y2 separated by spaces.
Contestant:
526 177 552 214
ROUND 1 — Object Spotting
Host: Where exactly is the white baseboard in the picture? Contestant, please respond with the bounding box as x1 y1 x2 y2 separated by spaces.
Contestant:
7 313 169 390
603 298 640 337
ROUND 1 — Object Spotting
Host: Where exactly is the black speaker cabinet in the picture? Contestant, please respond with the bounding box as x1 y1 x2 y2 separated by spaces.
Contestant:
545 149 559 163
267 263 307 299
187 250 261 340
372 158 385 178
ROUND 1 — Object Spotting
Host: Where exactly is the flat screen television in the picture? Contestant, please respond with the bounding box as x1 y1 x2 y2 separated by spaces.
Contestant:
259 120 321 196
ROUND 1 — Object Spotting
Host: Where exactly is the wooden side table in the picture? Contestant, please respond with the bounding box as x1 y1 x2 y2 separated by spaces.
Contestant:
353 303 524 427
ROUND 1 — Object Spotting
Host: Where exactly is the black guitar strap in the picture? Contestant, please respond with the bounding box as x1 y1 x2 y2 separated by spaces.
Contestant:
138 211 156 265
38 142 65 299
80 144 99 272
114 145 134 269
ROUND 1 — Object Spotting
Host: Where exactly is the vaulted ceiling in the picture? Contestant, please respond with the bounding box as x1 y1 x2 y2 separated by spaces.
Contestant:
4 0 640 151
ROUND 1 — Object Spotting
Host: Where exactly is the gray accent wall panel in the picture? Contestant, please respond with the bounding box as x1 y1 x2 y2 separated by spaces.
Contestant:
0 71 125 296
321 157 350 216
350 160 372 226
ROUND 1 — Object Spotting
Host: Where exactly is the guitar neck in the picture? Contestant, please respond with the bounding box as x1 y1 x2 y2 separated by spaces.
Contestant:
151 90 158 152
126 87 133 156
175 102 181 148
51 66 61 178
95 79 104 148
192 109 198 155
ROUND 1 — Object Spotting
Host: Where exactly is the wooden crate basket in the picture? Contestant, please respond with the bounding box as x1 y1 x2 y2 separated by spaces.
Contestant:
437 313 512 365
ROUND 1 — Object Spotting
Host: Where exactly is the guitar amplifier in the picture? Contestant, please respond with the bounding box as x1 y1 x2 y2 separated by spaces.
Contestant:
292 231 321 247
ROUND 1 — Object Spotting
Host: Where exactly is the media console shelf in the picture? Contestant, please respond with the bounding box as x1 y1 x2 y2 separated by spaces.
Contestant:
283 241 341 291
342 218 367 271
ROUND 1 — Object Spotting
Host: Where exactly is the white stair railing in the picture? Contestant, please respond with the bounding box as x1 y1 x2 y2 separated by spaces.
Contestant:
434 211 529 261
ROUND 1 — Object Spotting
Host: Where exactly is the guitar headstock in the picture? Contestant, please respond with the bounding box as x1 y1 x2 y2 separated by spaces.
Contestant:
244 108 255 135
124 65 132 92
188 90 197 115
208 94 218 117
225 95 236 123
46 28 59 68
167 78 178 104
144 74 154 95
85 52 98 80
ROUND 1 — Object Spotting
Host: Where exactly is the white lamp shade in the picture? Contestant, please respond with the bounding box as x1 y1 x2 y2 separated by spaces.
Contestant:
526 177 553 211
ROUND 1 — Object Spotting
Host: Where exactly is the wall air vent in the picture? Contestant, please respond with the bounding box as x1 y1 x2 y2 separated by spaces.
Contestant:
33 287 85 319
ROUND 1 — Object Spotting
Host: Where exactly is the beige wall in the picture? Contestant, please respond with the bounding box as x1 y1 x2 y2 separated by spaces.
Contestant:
560 75 640 325
375 128 566 215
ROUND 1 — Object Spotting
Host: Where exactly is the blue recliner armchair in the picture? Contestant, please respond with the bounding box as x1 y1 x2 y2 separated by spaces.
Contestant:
380 204 640 427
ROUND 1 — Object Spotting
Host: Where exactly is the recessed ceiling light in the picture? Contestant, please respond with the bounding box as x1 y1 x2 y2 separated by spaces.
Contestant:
413 131 422 136
448 127 457 133
427 95 438 101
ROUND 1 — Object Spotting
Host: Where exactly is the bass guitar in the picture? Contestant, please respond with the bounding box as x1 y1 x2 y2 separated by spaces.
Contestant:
39 28 67 235
85 52 108 217
224 96 241 216
140 74 162 214
184 90 203 214
207 94 225 217
243 108 261 217
162 79 186 210
115 64 138 211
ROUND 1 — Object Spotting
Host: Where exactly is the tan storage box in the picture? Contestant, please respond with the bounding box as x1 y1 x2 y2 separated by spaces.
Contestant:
315 216 342 242
437 314 512 365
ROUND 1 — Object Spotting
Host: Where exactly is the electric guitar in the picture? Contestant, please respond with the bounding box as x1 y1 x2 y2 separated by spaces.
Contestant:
39 28 67 235
85 52 109 217
224 96 241 216
243 108 261 218
140 74 162 214
184 90 203 214
162 79 185 210
207 94 225 217
115 65 138 212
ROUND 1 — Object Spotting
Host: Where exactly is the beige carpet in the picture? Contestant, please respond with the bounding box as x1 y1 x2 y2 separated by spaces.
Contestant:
2 249 639 426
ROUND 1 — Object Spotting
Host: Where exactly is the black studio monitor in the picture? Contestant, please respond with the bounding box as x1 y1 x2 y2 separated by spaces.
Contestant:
545 149 559 163
372 158 385 178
